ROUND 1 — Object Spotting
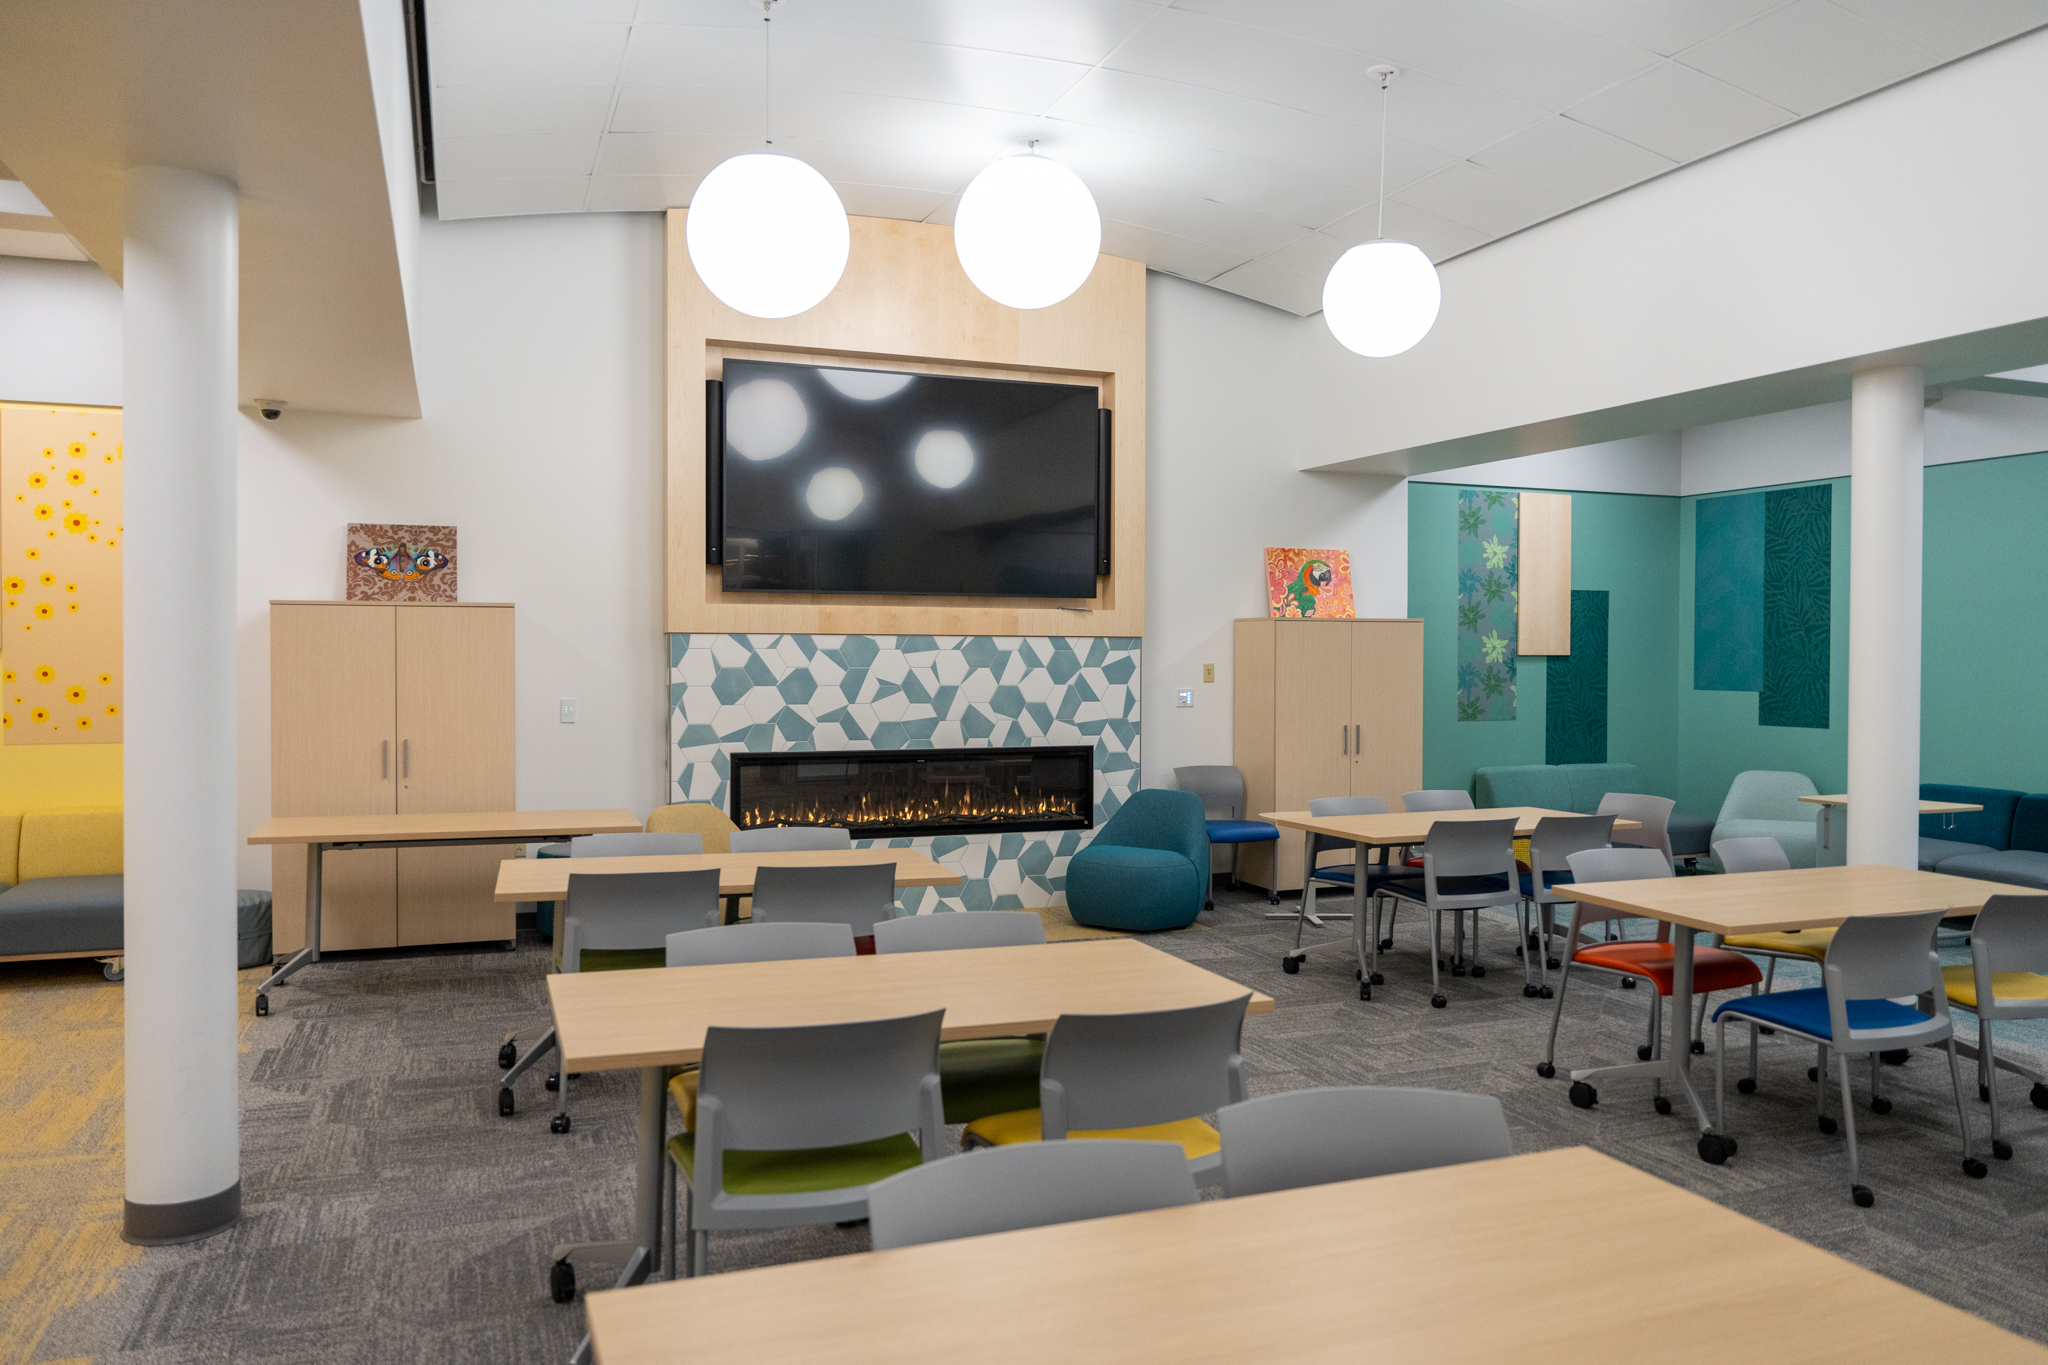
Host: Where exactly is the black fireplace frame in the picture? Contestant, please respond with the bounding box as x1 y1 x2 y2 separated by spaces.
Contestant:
728 745 1096 841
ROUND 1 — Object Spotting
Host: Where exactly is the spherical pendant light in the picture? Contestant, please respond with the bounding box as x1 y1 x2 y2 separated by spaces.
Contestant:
686 152 849 319
1322 240 1441 358
954 151 1101 310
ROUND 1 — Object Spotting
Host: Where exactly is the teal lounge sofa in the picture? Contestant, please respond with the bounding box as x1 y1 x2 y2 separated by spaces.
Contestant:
1469 763 1713 859
1065 789 1208 932
1711 770 1819 869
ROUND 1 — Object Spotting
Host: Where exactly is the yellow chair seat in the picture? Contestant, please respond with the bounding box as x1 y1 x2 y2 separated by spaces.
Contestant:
668 1069 700 1131
666 1130 923 1196
1942 965 2048 1010
961 1107 1221 1161
1724 928 1836 961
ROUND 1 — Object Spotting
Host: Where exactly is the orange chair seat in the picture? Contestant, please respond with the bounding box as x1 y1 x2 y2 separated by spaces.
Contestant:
1572 942 1763 996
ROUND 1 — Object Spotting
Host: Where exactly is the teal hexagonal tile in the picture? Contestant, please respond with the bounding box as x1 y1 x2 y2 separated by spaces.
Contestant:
960 708 996 741
1102 656 1135 685
961 637 1000 670
1019 841 1054 877
712 667 755 705
777 671 818 704
773 708 815 741
989 684 1026 718
838 636 880 669
872 722 908 749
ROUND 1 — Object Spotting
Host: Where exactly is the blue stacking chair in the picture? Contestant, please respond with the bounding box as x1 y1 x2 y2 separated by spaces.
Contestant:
1174 766 1279 909
1710 908 1985 1206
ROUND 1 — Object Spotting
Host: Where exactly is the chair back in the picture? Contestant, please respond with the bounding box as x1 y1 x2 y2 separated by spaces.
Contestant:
729 825 854 854
645 801 736 853
1597 793 1674 863
666 921 856 967
1528 814 1617 878
1969 894 2048 979
873 910 1047 954
563 869 722 962
1562 847 1672 930
1420 816 1517 880
1175 765 1247 820
750 862 899 936
1717 770 1818 823
1306 795 1388 861
571 831 703 857
1403 790 1475 812
1823 910 1947 1007
1216 1086 1511 1198
1712 836 1791 875
699 1010 944 1152
1039 995 1250 1137
868 1140 1196 1251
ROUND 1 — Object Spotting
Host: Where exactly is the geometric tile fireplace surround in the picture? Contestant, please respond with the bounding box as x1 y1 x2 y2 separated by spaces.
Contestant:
668 633 1141 913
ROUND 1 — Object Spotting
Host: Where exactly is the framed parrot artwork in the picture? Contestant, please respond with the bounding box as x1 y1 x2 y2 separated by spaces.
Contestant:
346 523 457 603
1265 547 1355 619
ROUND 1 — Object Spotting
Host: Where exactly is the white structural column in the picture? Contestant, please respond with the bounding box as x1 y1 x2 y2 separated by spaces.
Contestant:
121 167 242 1244
1845 363 1924 868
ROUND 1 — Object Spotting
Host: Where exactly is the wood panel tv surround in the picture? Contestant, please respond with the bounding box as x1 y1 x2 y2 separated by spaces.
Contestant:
666 212 1145 637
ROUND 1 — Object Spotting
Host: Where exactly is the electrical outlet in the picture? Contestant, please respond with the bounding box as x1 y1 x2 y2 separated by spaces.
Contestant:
1176 689 1194 708
1203 663 1215 683
559 698 577 723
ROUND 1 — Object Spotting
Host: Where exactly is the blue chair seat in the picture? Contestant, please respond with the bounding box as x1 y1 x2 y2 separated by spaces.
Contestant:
1518 869 1574 897
1377 874 1512 900
1205 819 1278 845
1712 986 1931 1039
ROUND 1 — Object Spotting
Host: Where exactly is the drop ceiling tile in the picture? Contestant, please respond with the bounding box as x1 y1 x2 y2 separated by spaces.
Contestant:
595 132 757 177
1268 197 1490 272
769 136 989 193
1203 257 1328 316
1679 0 1933 116
831 182 953 220
1470 115 1675 204
437 0 637 20
1043 121 1378 230
1096 219 1244 282
1496 0 1789 57
616 23 766 85
435 177 592 220
615 84 1031 170
610 83 762 137
1392 160 1578 238
435 134 603 181
1565 59 1792 163
430 22 632 86
584 174 693 212
630 0 1159 66
1084 176 1308 257
433 84 619 139
1829 0 2048 59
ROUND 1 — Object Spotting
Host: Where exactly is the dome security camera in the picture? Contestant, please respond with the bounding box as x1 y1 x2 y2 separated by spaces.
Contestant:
255 399 288 421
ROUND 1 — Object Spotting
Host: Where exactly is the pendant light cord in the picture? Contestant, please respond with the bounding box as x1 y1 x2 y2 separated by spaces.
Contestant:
1375 69 1390 242
763 0 774 147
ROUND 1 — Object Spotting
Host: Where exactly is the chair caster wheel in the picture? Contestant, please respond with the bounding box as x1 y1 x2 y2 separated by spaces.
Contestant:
1852 1185 1875 1208
254 993 269 1018
1378 938 1394 951
550 1259 577 1303
1758 1026 1775 1036
1569 1081 1597 1109
1637 1045 1653 1062
1450 965 1467 978
1879 1049 1910 1065
1980 1083 1991 1102
1698 1133 1734 1165
1994 1139 2014 1161
1470 965 1487 979
1808 1067 1820 1082
1430 993 1447 1009
1359 983 1371 1001
1620 978 1637 989
1538 986 1553 999
1964 1157 1988 1179
1546 957 1560 970
1204 900 1214 911
1282 956 1301 974
1653 1096 1673 1116
1871 1097 1893 1115
498 1041 517 1070
1522 984 1539 998
1370 972 1384 985
1737 1077 1758 1095
1536 1062 1556 1079
549 1114 571 1134
545 1073 560 1092
498 1088 515 1117
2032 1083 2048 1110
1819 1115 1838 1135
1690 1040 1706 1055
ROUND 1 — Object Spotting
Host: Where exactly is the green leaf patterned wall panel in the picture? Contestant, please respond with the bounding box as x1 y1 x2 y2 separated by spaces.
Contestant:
1545 590 1609 764
1760 485 1832 730
1456 489 1518 722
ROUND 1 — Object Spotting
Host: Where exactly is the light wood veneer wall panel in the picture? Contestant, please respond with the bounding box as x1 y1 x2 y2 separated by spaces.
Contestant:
667 213 1146 637
1517 491 1572 655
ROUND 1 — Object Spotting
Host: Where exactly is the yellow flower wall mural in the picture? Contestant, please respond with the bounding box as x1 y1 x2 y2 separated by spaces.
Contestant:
0 405 123 744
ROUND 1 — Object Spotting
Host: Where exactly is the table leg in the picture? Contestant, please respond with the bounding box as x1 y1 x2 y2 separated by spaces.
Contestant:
562 1065 665 1365
255 842 326 1015
1567 921 1711 1139
1353 843 1377 999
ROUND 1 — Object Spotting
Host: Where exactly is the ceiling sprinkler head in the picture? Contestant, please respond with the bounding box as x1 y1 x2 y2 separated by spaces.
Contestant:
1368 64 1400 88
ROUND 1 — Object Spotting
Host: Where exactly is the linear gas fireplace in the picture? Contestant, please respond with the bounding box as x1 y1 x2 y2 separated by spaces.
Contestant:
730 746 1095 841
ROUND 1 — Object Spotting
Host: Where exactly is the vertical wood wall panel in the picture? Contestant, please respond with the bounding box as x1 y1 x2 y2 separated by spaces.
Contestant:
1518 491 1573 655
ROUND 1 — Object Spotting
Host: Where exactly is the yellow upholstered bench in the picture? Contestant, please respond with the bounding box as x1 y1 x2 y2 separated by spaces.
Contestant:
0 807 124 962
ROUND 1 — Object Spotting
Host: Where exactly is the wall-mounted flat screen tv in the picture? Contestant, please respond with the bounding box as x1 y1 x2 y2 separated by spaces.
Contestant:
713 359 1103 598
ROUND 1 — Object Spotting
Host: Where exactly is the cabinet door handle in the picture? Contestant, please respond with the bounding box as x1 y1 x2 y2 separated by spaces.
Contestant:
1355 724 1362 753
1342 726 1348 756
382 739 389 778
402 739 409 778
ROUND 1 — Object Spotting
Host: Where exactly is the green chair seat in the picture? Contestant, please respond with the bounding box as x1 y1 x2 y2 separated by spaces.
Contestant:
667 1131 925 1196
939 1037 1045 1125
575 947 668 972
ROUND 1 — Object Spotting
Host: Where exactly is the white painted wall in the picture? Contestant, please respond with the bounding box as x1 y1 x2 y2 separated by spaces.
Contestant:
1422 433 1680 497
0 255 122 406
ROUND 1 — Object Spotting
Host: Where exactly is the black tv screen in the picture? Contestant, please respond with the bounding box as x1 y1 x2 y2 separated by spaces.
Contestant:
717 359 1101 598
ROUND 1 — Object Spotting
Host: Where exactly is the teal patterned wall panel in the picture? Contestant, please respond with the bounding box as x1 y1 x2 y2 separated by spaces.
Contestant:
1545 590 1609 764
1693 492 1764 691
1456 489 1518 722
1760 485 1832 729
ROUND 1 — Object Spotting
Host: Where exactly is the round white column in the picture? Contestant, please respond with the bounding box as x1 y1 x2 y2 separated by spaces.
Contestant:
1845 363 1923 868
121 166 242 1244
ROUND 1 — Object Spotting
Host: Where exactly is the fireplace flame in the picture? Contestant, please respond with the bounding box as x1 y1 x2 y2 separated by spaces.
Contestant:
743 781 1087 834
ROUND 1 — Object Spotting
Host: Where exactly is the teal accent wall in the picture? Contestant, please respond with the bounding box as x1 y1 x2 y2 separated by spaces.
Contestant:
1409 483 1678 801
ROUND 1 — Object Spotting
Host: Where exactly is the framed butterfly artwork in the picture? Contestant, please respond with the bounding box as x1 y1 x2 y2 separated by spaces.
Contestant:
346 523 457 603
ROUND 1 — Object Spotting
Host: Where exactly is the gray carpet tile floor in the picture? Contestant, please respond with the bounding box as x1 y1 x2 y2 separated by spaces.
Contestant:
40 884 2048 1363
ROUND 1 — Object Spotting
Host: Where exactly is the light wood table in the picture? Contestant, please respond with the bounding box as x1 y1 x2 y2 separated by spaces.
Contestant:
583 1145 2048 1365
1799 795 1984 867
247 808 641 1017
552 937 1273 1355
1259 807 1639 988
1564 864 2043 1160
494 847 961 926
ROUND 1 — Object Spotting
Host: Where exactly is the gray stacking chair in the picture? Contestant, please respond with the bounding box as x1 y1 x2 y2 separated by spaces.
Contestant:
666 920 856 967
569 831 703 857
729 825 854 853
961 995 1251 1188
1711 909 1984 1205
1938 894 2048 1162
873 910 1049 1124
1520 814 1617 999
1708 836 1828 993
1215 1086 1511 1197
671 1010 948 1276
1174 764 1280 908
1403 789 1476 812
1281 795 1388 976
744 862 900 938
1597 793 1676 865
868 1140 1196 1250
1369 817 1518 1007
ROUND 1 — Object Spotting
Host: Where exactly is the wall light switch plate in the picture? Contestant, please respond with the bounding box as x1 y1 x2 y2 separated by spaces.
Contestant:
1202 663 1215 683
1176 689 1194 708
559 698 577 723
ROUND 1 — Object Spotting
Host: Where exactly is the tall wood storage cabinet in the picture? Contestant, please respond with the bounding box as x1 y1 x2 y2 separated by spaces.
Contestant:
1233 618 1424 894
270 601 517 952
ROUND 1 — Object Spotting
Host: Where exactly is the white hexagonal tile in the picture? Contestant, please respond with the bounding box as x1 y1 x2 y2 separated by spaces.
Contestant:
930 720 964 748
1046 721 1083 745
811 722 847 749
774 637 809 672
682 685 723 724
710 636 753 668
1071 701 1105 724
711 703 753 736
810 653 846 687
807 685 846 714
1018 671 1054 704
847 703 879 733
870 649 909 684
933 653 968 686
870 690 910 723
988 862 1022 896
743 685 785 724
677 648 717 686
687 766 722 800
959 671 997 705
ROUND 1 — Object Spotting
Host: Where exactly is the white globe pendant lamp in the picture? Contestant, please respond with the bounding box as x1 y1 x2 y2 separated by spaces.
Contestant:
1322 66 1441 358
954 144 1101 310
685 1 848 319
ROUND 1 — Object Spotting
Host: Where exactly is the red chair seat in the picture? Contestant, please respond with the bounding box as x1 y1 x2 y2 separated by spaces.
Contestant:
1571 942 1762 996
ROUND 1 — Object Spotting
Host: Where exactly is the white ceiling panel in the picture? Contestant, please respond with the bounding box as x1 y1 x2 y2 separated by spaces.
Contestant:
1203 257 1327 315
1563 59 1792 164
614 23 766 86
431 84 619 139
609 83 761 138
631 0 1160 67
1083 175 1307 258
1828 0 2048 60
1394 159 1577 238
436 176 592 221
434 133 601 181
584 174 695 213
827 182 954 220
1498 0 1789 58
1679 1 1931 116
434 0 638 20
1469 115 1675 204
593 131 757 178
429 21 631 87
1307 198 1492 265
645 28 1094 114
1096 218 1244 283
